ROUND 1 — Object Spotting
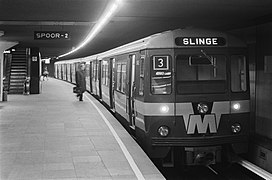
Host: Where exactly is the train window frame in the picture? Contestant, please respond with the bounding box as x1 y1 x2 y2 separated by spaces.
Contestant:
150 55 172 95
230 55 247 92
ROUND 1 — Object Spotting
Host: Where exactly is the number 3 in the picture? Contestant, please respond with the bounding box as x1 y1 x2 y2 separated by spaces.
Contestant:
158 58 164 67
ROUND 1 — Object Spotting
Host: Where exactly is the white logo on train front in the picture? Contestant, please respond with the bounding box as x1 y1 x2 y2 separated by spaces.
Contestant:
186 114 217 134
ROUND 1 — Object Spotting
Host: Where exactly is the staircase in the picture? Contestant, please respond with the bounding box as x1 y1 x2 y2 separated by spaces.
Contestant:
8 49 28 94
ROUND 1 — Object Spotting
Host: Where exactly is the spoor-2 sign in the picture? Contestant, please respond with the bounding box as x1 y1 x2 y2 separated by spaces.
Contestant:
34 31 70 40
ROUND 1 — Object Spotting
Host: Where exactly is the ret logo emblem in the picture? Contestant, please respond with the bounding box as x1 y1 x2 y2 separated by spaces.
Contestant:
187 114 217 134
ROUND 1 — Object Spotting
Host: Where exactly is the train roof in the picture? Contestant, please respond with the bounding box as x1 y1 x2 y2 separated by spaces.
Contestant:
55 28 246 64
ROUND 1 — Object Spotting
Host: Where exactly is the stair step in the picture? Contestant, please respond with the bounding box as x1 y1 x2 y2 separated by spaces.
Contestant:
10 75 27 78
11 63 26 67
10 79 25 82
12 56 26 59
12 61 27 63
12 61 27 64
10 81 24 85
10 75 25 78
10 71 27 74
11 68 27 71
12 58 26 61
9 86 23 89
11 66 26 69
8 90 24 94
10 78 26 81
10 82 26 85
12 56 26 62
11 69 27 72
9 87 24 91
11 67 26 70
12 53 26 56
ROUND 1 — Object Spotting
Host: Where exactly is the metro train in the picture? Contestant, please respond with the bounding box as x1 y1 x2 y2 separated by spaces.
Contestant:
55 28 250 166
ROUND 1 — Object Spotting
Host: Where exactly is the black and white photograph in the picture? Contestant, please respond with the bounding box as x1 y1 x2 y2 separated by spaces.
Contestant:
1 0 272 179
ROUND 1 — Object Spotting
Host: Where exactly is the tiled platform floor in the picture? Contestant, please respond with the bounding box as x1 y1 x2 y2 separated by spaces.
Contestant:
0 78 165 180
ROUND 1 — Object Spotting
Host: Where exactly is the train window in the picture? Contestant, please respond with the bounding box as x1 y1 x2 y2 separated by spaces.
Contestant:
105 64 109 86
121 64 126 92
151 55 172 95
117 64 121 91
231 55 247 92
176 55 226 94
85 63 90 78
93 62 97 81
139 57 145 96
116 63 126 93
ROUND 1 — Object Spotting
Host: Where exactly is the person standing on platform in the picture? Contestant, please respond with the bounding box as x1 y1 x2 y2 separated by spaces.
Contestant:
76 63 86 101
43 67 49 81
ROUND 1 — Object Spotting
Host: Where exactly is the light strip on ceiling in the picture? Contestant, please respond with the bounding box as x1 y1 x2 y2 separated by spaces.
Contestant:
58 0 122 58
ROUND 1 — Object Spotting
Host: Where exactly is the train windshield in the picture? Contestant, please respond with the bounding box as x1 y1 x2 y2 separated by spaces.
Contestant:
176 54 227 94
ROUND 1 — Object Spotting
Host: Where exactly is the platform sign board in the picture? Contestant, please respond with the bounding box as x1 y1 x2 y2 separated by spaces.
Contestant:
34 31 70 40
32 56 37 62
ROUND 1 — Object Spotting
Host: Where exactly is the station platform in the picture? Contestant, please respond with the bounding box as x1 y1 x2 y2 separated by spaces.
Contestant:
0 78 165 180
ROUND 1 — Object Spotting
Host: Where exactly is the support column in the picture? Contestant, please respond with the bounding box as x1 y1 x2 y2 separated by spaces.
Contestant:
29 47 41 94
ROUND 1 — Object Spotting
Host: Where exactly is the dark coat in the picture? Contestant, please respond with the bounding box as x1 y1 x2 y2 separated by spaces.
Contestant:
76 70 86 92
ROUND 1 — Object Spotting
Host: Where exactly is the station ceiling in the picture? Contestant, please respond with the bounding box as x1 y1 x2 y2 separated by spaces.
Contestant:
1 0 272 60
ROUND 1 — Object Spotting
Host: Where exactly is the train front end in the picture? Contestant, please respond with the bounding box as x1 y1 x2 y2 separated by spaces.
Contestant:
141 29 250 166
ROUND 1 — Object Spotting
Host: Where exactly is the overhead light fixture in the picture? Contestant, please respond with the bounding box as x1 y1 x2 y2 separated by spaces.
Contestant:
58 0 123 58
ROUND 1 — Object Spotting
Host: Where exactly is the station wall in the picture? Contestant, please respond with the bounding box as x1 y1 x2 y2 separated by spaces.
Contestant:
255 22 272 139
232 21 272 174
250 22 272 173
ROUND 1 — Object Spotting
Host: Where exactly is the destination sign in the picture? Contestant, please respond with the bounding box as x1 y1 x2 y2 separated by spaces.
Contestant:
34 31 70 40
175 37 226 46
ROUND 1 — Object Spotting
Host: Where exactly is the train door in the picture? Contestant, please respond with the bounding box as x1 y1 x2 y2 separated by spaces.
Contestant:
92 60 98 95
109 58 115 111
127 54 136 129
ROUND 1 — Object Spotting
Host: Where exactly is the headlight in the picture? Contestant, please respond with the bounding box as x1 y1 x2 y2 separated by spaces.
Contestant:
197 103 208 114
232 103 241 111
231 123 241 133
160 105 169 113
158 126 169 137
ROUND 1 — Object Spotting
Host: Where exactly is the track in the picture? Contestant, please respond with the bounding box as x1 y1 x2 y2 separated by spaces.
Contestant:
156 162 267 180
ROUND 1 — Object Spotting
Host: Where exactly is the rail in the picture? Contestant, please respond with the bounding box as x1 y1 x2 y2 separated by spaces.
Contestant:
237 157 272 180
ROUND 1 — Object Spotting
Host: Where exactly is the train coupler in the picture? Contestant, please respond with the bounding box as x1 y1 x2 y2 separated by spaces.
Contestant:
185 146 221 166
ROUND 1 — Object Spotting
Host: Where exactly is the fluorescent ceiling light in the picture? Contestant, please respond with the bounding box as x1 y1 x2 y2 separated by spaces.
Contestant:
58 0 122 58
